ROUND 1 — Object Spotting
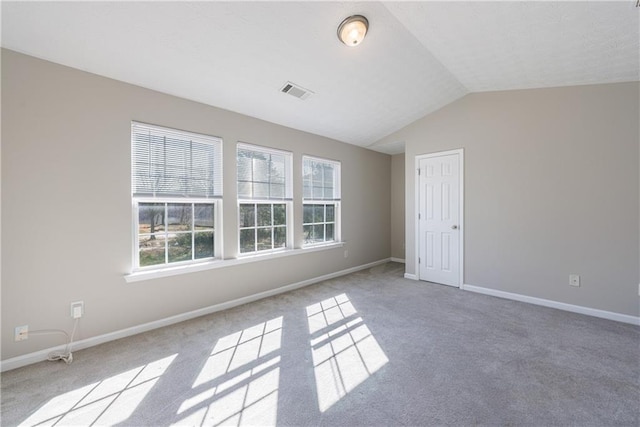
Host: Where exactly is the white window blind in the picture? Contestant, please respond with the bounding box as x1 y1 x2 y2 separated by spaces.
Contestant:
237 144 292 200
303 156 341 200
132 122 223 198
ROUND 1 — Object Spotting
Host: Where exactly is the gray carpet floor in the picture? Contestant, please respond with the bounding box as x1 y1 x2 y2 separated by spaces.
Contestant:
1 262 639 426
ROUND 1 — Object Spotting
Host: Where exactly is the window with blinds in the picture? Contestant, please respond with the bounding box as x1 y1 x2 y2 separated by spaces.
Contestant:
303 156 340 200
131 122 223 270
303 156 341 246
237 143 292 200
237 144 292 254
132 122 222 198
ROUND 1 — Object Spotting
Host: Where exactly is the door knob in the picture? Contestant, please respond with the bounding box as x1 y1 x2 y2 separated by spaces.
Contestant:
451 225 458 229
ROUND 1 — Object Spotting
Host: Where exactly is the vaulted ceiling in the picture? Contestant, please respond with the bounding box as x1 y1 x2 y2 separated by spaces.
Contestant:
2 1 638 154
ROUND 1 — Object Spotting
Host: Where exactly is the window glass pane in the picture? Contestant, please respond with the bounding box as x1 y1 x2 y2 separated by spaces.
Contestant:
312 162 323 186
195 231 214 259
253 182 270 199
239 204 255 228
270 156 285 184
257 228 272 251
303 161 313 198
194 204 214 230
253 154 270 183
167 204 192 231
303 225 312 243
257 205 272 227
326 224 335 241
323 164 334 188
303 205 313 224
237 151 252 175
237 181 252 199
274 226 286 248
313 186 323 199
273 204 286 226
139 234 166 266
270 183 285 199
240 229 255 253
312 225 324 243
313 205 324 223
168 233 192 263
139 203 165 234
326 205 335 222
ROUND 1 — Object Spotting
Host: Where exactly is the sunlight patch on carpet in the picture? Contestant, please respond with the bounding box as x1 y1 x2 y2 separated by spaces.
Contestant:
18 354 177 426
173 317 282 426
307 294 388 412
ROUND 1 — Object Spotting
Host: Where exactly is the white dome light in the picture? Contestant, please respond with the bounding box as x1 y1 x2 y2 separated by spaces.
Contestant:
337 15 369 47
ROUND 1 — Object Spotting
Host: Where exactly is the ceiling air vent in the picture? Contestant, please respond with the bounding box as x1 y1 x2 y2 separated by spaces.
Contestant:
280 81 313 100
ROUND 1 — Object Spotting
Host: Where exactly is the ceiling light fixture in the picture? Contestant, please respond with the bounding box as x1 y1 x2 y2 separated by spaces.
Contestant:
337 15 369 47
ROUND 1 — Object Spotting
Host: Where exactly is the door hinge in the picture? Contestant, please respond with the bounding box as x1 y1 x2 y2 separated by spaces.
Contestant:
418 257 421 264
418 213 421 220
418 168 421 175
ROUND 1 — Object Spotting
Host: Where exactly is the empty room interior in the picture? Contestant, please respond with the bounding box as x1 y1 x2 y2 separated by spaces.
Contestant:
1 1 639 426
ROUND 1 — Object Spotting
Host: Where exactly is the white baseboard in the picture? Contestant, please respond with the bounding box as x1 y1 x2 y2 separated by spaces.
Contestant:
462 284 640 326
390 257 405 263
1 258 391 372
404 273 418 280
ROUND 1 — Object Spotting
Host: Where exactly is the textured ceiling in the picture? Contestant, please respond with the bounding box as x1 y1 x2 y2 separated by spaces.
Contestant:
2 2 638 155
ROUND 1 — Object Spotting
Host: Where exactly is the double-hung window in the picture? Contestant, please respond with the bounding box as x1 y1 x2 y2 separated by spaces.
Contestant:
237 143 292 255
132 122 222 269
303 156 341 246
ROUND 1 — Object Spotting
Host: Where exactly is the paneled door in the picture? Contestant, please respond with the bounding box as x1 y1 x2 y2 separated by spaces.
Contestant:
418 152 461 287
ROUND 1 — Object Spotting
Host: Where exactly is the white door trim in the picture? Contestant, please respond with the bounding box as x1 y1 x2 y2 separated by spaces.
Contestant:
414 148 464 287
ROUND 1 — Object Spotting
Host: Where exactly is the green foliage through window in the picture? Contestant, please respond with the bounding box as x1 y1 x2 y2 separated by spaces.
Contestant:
239 203 287 254
303 203 336 245
138 202 215 267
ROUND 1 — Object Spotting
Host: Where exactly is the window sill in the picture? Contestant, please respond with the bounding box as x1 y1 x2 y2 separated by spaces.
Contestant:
124 242 344 283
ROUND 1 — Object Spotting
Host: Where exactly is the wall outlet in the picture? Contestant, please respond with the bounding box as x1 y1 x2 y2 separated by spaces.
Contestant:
569 274 580 287
71 301 84 319
15 325 28 341
344 249 349 258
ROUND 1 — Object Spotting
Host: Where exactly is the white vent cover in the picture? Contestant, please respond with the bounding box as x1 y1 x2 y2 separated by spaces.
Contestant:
280 81 313 100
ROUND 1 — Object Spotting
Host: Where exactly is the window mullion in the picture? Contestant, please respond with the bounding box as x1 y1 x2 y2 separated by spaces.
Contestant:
191 202 195 261
254 203 258 253
271 203 275 250
164 203 169 265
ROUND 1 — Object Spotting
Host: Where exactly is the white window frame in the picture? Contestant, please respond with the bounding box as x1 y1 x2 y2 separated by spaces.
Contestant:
237 200 293 255
302 156 341 247
302 201 341 246
131 122 223 271
237 143 293 256
133 198 222 270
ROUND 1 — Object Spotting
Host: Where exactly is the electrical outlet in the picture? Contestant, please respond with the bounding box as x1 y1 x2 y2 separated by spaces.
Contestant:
344 250 349 258
71 301 84 319
569 274 580 287
15 325 28 341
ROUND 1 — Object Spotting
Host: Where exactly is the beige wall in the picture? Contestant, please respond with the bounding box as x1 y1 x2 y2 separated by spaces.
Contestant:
390 154 405 261
1 49 391 360
377 82 640 317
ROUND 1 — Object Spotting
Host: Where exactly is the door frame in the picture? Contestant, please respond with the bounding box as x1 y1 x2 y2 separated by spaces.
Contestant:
414 148 464 287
